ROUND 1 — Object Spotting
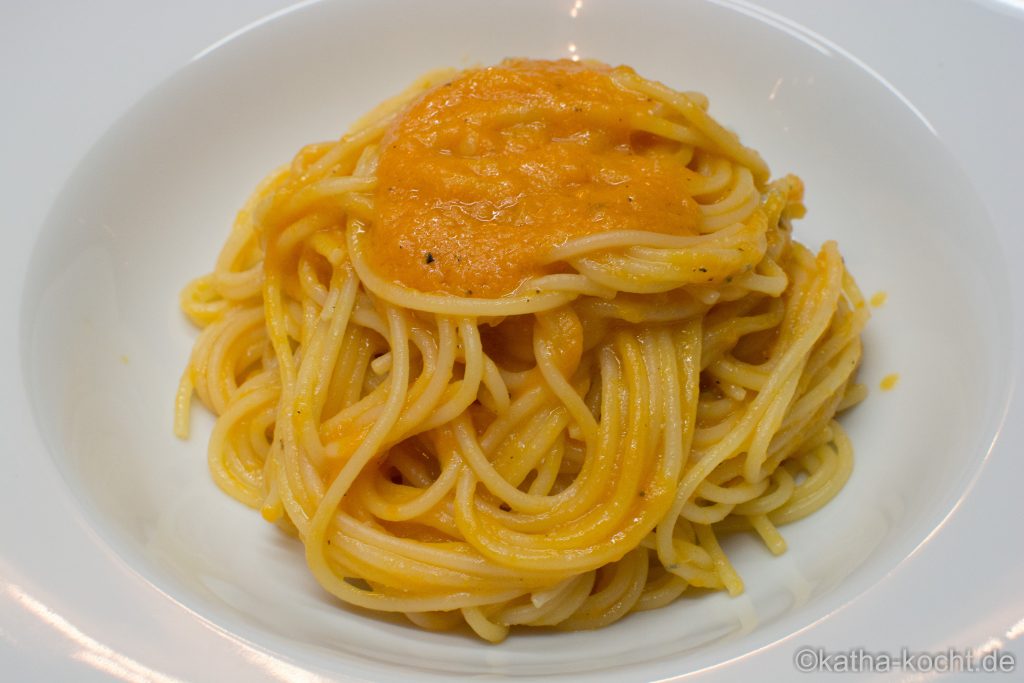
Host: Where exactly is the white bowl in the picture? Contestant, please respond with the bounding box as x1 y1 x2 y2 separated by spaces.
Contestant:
19 0 1014 680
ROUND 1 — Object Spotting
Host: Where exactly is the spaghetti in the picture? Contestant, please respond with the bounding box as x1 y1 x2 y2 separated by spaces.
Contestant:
175 59 867 642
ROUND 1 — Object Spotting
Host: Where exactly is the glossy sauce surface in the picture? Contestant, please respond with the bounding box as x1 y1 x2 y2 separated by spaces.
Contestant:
370 59 699 297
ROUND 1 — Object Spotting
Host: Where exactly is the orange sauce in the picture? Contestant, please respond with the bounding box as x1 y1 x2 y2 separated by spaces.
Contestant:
880 373 899 391
371 59 700 297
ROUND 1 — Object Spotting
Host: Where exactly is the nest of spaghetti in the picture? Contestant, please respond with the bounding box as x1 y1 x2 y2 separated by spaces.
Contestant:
177 59 867 642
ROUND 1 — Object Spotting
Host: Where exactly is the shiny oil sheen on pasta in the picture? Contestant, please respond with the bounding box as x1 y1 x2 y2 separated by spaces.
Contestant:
372 59 700 297
177 58 869 643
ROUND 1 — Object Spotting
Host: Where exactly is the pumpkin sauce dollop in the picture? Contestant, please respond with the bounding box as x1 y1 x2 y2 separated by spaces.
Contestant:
370 58 700 298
